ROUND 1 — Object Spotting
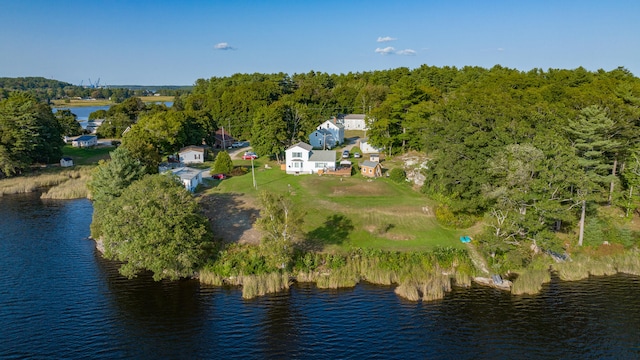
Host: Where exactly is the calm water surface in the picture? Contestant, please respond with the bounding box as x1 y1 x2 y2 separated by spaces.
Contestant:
0 193 639 359
54 102 173 128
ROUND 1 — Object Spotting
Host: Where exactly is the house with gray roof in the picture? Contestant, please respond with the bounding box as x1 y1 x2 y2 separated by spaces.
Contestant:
285 142 336 174
170 167 204 192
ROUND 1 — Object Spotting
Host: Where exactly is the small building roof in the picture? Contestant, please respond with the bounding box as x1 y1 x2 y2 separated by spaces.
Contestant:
74 135 97 141
343 114 366 120
361 160 380 168
179 145 206 153
320 119 344 129
287 142 313 151
309 150 336 162
171 167 202 181
61 157 73 161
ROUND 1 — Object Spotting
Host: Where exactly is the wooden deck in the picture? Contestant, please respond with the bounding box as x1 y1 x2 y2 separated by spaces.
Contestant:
318 166 352 177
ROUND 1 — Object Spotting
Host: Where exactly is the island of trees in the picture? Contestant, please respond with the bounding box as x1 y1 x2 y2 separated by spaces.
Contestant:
1 64 640 300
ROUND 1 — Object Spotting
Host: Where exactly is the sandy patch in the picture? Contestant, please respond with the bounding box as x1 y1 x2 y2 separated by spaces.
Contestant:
199 193 262 245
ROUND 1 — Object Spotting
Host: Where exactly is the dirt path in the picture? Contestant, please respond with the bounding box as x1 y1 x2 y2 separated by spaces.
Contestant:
199 193 262 245
465 242 490 274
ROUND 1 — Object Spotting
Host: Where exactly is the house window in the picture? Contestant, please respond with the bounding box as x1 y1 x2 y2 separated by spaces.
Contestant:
315 162 326 168
292 152 302 158
369 169 372 173
293 162 301 168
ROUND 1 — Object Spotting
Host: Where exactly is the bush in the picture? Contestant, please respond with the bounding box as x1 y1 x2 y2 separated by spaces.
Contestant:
389 168 406 183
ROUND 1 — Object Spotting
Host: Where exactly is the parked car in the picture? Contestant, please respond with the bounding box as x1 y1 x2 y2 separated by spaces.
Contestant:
242 151 258 160
231 141 244 148
212 173 226 180
342 150 350 158
354 152 361 158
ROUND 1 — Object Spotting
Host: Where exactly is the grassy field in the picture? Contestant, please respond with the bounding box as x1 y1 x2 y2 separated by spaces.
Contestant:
62 145 114 165
137 95 175 103
204 156 468 252
51 99 112 107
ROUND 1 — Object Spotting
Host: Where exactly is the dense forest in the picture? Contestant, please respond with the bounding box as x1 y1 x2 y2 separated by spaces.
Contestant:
169 65 640 269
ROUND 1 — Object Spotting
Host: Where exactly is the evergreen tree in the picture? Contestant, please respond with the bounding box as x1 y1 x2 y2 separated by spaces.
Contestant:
567 105 620 245
212 151 233 174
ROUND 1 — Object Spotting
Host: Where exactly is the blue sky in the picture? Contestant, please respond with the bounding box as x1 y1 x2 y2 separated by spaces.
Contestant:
1 0 638 85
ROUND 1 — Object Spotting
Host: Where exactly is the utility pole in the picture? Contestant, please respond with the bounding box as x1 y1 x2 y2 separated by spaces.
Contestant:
221 125 226 148
251 156 257 190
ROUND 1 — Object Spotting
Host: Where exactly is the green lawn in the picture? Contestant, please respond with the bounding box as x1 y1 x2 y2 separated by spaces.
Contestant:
205 157 467 252
62 145 115 165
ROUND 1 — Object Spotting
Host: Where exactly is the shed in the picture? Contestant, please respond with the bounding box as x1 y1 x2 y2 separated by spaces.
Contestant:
369 153 380 162
361 160 382 178
60 157 74 167
170 167 204 192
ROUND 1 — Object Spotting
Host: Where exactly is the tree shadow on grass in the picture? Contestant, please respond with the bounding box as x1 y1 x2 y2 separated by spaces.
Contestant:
302 214 354 251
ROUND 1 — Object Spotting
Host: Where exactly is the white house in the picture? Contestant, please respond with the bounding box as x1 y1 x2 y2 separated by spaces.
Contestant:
315 118 344 145
72 135 98 148
170 167 203 192
359 138 384 154
308 129 337 149
340 114 368 130
285 142 336 174
178 145 206 164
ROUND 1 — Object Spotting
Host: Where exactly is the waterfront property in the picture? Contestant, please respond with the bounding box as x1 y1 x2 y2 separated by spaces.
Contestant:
170 167 204 192
285 142 336 174
178 145 207 164
72 135 98 148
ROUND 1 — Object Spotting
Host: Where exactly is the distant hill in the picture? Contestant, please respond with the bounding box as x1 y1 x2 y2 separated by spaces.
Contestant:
0 77 191 102
0 77 74 90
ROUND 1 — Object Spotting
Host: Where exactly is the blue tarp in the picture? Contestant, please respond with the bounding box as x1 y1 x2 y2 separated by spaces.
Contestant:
460 236 471 243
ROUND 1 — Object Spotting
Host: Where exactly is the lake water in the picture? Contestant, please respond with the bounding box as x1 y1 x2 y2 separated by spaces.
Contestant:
1 192 639 359
53 102 173 128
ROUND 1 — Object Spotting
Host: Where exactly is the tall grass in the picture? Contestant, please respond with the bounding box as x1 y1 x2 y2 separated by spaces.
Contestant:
40 177 88 199
511 269 551 295
0 167 92 198
613 251 640 276
554 253 627 281
241 273 290 299
394 273 452 302
199 246 477 301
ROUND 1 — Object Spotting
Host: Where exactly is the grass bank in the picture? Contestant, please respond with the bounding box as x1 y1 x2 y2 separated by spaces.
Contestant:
0 166 93 199
199 246 477 301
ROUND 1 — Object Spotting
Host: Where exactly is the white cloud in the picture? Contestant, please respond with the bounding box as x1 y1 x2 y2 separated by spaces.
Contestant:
396 49 417 56
214 42 234 50
377 36 397 43
375 47 396 55
497 47 504 52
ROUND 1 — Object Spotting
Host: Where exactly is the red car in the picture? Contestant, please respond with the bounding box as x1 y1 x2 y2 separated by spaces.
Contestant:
212 173 226 180
242 152 258 160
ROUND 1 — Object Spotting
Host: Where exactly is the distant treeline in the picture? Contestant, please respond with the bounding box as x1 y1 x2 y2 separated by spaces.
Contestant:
0 77 191 103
